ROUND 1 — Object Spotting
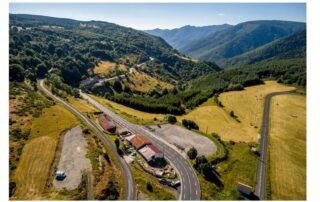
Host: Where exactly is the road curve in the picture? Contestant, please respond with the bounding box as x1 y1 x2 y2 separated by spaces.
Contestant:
255 90 297 200
80 92 201 200
39 80 136 200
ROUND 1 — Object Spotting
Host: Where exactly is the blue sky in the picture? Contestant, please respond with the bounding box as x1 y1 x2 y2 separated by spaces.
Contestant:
9 3 306 30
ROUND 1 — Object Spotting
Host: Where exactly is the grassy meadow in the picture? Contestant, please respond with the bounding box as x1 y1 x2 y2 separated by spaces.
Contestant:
87 94 165 124
198 141 258 200
179 81 295 142
123 69 173 93
12 104 80 199
93 61 127 76
268 94 306 200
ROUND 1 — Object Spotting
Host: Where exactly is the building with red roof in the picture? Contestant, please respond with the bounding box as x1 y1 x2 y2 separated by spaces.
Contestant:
98 114 116 133
129 135 151 149
138 144 164 162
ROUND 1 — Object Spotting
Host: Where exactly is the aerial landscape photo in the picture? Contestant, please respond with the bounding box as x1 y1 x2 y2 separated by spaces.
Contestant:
8 3 306 201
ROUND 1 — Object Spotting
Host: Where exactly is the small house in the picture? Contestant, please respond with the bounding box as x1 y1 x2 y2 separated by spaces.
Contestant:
98 114 116 133
138 144 164 162
237 182 253 196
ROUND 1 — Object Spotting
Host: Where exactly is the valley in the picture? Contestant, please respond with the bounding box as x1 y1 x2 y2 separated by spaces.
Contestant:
8 10 306 201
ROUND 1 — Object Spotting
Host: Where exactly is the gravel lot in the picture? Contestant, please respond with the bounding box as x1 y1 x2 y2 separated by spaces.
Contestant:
147 124 216 157
53 125 92 190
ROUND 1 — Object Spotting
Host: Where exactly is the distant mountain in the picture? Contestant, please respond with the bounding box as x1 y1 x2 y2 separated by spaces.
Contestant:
145 24 231 51
220 30 306 68
180 20 306 66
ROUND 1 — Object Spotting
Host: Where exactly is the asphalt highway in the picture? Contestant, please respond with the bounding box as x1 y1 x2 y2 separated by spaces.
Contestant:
255 90 297 200
39 80 136 200
80 91 201 200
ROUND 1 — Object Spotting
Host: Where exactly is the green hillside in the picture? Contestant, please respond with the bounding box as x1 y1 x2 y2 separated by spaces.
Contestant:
181 20 306 65
9 14 220 87
145 24 231 51
220 30 306 68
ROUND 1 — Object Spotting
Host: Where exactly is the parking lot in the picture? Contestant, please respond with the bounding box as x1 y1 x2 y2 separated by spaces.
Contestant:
53 125 92 190
147 124 217 157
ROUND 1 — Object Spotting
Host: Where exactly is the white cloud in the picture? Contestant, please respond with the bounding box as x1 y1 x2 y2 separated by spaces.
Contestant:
217 13 224 16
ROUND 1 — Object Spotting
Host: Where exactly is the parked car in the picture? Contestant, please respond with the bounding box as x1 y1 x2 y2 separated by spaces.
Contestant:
55 171 66 181
159 178 171 185
170 180 181 188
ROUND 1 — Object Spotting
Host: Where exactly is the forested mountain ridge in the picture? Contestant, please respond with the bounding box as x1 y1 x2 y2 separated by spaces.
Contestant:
9 14 221 88
179 20 306 65
220 30 306 67
145 24 231 51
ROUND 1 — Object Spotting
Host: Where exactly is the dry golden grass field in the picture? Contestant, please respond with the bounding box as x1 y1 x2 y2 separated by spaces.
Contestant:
178 81 295 142
68 97 99 113
269 94 306 200
93 61 127 75
12 104 79 199
88 94 165 124
124 69 173 93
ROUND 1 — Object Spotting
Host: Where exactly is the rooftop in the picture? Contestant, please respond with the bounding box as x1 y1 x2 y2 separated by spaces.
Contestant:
130 135 151 149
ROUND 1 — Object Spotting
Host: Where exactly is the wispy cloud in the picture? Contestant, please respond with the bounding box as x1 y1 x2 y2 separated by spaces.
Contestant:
217 13 225 16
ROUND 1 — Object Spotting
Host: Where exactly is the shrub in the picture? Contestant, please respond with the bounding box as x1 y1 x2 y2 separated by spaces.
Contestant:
165 114 177 124
98 181 119 200
115 138 120 149
146 182 153 192
182 119 199 130
187 147 198 160
227 83 244 91
9 181 16 197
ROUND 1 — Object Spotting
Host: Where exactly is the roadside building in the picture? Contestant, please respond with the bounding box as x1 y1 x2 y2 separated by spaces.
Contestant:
147 144 164 159
98 114 116 133
129 135 151 149
124 133 136 142
237 182 253 196
80 76 99 90
138 144 164 162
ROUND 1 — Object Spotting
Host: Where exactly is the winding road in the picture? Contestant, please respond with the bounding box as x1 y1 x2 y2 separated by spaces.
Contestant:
80 92 201 200
255 90 297 200
39 80 136 200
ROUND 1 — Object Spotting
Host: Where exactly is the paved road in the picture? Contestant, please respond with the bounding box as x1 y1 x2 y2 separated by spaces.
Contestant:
98 68 134 85
80 92 201 200
39 80 136 200
255 90 297 200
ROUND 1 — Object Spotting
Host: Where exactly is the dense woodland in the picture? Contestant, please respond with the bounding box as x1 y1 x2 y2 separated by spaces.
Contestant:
9 14 306 115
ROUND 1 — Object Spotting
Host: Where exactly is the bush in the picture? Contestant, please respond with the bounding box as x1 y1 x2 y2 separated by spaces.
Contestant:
9 181 16 197
146 182 153 192
115 138 120 148
83 128 90 135
227 83 244 91
187 147 198 160
165 114 177 124
182 119 199 130
98 181 119 200
230 110 236 117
